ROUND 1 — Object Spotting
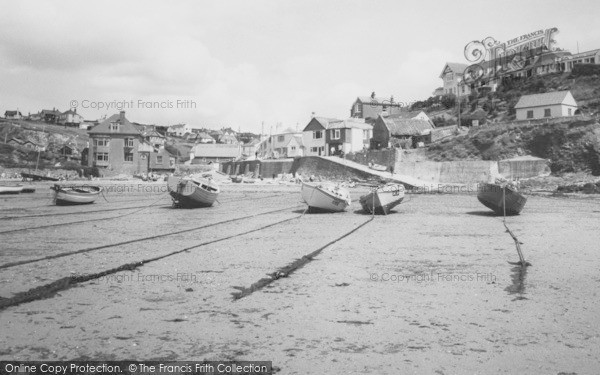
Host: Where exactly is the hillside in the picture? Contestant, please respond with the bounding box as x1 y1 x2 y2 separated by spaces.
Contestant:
425 118 600 175
414 67 600 176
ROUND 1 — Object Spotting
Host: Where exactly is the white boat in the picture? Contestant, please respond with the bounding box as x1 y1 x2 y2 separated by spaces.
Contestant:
167 175 220 208
301 181 351 213
0 185 23 194
359 183 405 215
368 162 388 172
51 184 102 205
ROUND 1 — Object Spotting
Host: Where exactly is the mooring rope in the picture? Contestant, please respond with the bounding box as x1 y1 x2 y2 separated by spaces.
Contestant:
0 209 306 311
502 185 530 267
232 214 375 300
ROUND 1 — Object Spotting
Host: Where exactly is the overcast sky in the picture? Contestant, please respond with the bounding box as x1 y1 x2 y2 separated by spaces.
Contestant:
1 0 599 133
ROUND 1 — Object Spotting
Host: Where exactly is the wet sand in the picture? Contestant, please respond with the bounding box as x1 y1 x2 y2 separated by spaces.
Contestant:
1 182 599 374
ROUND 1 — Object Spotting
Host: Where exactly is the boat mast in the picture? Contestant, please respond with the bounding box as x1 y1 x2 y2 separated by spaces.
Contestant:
35 123 45 172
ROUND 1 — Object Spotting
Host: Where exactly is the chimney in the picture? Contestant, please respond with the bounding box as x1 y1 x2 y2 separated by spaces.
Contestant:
120 111 125 121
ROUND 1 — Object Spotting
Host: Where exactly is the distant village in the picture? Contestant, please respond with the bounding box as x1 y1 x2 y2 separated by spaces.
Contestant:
2 27 599 177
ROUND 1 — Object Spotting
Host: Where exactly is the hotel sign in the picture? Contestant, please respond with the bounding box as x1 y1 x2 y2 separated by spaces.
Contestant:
462 27 559 84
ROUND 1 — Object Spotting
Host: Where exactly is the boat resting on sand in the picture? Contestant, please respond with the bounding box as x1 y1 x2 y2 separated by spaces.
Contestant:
51 184 102 205
301 181 351 213
0 185 23 194
368 162 388 172
477 181 527 215
21 172 60 182
359 183 405 215
167 175 220 208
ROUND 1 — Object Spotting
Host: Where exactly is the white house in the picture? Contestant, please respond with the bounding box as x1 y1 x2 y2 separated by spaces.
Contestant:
59 109 84 126
325 118 372 156
259 128 303 159
439 62 471 96
285 135 304 158
167 123 192 137
514 91 579 120
302 117 339 156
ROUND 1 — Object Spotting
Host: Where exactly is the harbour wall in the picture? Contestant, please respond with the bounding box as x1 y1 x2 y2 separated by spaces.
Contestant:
221 155 550 183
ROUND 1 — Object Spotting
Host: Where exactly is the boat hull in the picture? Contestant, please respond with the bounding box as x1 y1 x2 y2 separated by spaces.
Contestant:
21 172 60 181
0 185 23 194
167 176 220 208
477 183 527 215
52 185 102 205
301 182 351 213
360 184 405 215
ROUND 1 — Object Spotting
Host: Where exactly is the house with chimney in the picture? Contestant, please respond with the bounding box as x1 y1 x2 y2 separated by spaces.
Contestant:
350 92 404 121
41 109 62 124
87 111 173 175
59 109 85 127
4 110 22 120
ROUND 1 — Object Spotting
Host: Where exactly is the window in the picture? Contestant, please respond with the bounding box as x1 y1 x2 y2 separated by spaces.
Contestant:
291 146 296 151
277 135 284 142
363 130 369 140
461 86 465 93
445 73 454 81
527 110 534 119
94 138 109 147
544 108 551 117
124 152 133 162
313 131 323 139
568 108 572 116
354 103 361 113
109 121 120 132
156 156 163 164
96 152 108 161
332 129 341 140
124 138 134 147
311 147 318 152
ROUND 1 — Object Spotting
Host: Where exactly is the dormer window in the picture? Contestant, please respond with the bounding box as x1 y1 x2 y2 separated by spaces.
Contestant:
109 121 120 132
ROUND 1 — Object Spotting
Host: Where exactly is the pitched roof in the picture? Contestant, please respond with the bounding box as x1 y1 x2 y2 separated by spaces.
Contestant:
327 119 372 130
440 62 469 78
88 112 141 135
5 110 21 116
381 117 434 136
41 109 62 116
356 96 403 107
190 143 240 158
286 135 304 147
514 90 576 109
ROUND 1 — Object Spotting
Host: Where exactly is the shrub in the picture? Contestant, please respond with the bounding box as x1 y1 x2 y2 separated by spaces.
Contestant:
571 64 600 77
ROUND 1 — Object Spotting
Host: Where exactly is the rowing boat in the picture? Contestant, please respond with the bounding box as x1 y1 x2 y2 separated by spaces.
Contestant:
359 183 405 215
300 181 351 213
477 182 527 215
167 175 220 208
21 172 60 181
51 184 102 205
368 162 388 172
0 185 23 194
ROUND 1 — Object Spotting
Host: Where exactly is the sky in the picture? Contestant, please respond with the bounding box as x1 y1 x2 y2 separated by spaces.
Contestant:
1 0 599 133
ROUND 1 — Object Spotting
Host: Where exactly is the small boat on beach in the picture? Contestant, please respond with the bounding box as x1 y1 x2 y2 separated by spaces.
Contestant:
167 175 220 208
21 172 60 182
0 185 24 194
477 181 527 215
368 162 388 172
21 186 36 193
51 184 102 205
301 181 351 213
359 183 405 215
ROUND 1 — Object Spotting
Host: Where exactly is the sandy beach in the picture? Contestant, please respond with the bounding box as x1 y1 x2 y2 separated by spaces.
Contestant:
0 181 599 374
